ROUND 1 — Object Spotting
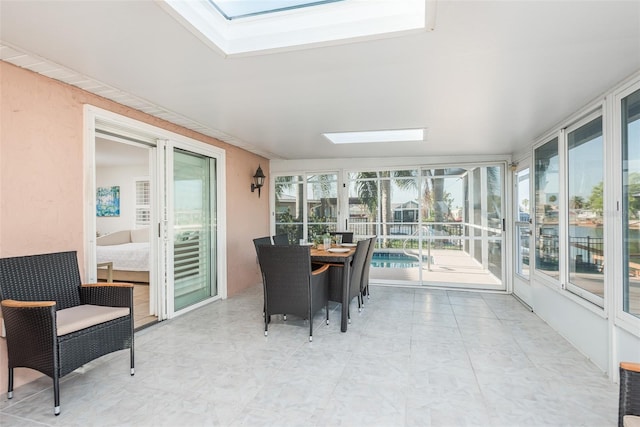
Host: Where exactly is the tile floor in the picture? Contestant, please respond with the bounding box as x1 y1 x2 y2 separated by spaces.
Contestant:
0 285 619 426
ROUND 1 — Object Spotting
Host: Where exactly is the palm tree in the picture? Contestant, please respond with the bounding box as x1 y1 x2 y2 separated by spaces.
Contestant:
354 170 418 247
569 195 586 209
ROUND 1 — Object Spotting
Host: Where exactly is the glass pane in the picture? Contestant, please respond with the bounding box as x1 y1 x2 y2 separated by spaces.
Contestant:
307 173 338 242
421 169 466 251
210 0 343 20
535 138 560 278
173 149 215 311
274 175 303 243
516 168 530 279
622 88 640 318
348 172 378 237
567 116 604 299
346 165 503 289
472 168 482 265
382 173 419 250
487 166 503 280
517 224 531 278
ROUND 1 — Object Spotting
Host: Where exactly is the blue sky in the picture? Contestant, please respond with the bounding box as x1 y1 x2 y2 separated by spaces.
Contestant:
210 0 341 19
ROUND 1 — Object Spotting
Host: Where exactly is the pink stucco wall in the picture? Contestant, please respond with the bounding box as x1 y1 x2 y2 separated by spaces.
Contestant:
0 61 269 388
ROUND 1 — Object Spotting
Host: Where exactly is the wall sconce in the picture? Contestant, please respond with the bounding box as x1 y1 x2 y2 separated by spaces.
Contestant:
251 165 266 197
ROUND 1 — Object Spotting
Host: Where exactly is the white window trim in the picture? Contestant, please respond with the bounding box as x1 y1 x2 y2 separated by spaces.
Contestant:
563 108 605 309
612 77 640 336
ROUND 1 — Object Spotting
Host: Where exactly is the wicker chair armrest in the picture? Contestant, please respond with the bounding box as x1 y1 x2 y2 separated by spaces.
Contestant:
1 300 57 369
311 264 330 290
312 264 330 275
1 299 56 308
621 362 640 373
82 282 134 288
79 284 133 308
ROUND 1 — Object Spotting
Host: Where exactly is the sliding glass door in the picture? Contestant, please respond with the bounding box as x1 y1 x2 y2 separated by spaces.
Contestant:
344 164 505 290
273 163 505 290
171 148 217 311
86 108 225 324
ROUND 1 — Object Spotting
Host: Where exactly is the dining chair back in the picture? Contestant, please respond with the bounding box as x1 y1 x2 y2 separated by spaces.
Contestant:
347 238 370 318
360 236 377 304
253 236 273 256
257 245 329 341
330 231 354 243
252 236 273 316
272 234 290 245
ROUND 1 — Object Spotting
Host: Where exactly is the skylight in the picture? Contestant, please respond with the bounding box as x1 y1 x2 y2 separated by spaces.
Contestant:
160 0 433 56
323 128 426 144
209 0 344 20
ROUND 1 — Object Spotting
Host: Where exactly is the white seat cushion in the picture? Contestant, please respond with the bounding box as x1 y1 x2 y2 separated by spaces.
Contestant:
625 415 640 427
57 304 130 336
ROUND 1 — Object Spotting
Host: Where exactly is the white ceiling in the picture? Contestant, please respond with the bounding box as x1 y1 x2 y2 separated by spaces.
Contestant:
95 137 149 168
1 1 639 161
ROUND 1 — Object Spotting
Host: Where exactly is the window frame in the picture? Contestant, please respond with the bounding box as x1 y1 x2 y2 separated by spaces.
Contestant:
531 106 610 313
563 110 605 308
514 166 531 281
533 136 561 284
272 170 341 243
614 79 640 334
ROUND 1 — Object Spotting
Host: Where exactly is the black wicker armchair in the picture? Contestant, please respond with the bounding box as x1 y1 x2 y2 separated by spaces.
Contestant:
619 362 640 427
257 245 329 341
0 251 134 416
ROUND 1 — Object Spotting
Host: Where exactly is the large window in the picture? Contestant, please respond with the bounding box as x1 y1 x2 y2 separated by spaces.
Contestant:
534 138 560 279
566 115 604 303
274 173 338 243
274 175 304 243
533 114 605 306
307 173 338 239
622 88 640 318
346 169 420 243
345 165 504 289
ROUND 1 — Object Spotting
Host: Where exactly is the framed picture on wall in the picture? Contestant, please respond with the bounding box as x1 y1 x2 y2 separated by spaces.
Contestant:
96 186 120 217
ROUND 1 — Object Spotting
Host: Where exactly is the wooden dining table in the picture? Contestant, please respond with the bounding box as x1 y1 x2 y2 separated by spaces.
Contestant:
310 246 355 332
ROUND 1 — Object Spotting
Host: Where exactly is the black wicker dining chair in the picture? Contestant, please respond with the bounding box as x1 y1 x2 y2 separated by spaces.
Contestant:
253 236 273 315
360 236 377 306
619 362 640 427
330 231 354 243
348 238 370 318
253 236 273 256
257 245 329 341
272 234 290 245
0 251 134 416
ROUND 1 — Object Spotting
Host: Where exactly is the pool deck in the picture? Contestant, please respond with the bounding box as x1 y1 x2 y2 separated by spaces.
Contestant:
370 248 502 287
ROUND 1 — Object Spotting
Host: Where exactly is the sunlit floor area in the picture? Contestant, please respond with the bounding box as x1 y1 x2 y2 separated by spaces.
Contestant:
0 285 618 426
133 284 157 330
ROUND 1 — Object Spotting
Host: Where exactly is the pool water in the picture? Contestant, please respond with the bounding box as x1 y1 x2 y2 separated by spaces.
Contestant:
371 252 422 268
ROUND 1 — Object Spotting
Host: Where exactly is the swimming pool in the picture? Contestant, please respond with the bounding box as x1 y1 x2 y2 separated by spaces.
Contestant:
371 252 423 268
